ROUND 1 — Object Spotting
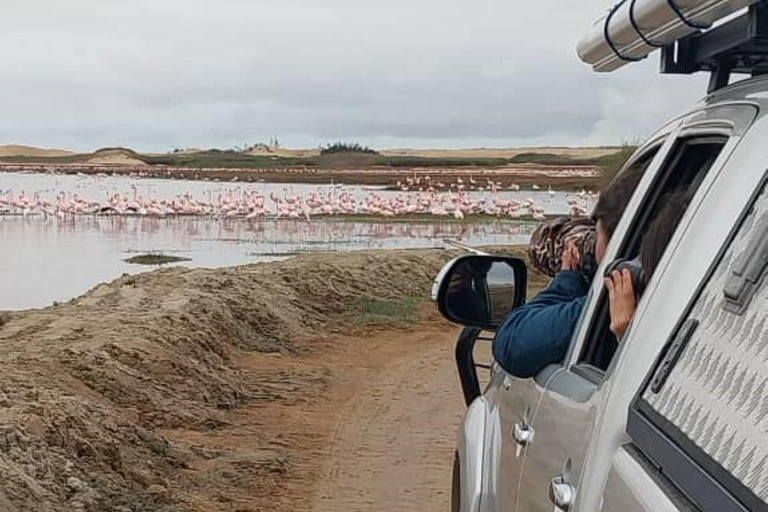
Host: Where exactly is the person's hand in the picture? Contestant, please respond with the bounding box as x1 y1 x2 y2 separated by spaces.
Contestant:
561 240 581 271
605 269 637 339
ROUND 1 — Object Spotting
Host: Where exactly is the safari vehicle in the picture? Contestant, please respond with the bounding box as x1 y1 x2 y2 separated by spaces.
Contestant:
434 2 768 511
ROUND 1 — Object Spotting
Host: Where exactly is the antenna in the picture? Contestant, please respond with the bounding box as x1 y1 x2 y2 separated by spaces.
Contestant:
443 240 491 255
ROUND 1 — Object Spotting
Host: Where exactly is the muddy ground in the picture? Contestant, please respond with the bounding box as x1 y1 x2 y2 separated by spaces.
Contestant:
0 248 546 512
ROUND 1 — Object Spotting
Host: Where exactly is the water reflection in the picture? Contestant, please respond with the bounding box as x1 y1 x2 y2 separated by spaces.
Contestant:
0 215 537 311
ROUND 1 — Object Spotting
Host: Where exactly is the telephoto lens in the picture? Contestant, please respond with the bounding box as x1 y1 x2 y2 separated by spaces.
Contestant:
578 231 598 283
528 216 596 279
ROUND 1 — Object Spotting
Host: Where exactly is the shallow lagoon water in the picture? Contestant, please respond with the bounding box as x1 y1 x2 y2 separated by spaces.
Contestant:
1 173 593 310
0 215 539 310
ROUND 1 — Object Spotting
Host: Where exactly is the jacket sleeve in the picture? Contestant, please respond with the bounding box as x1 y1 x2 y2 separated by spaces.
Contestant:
492 270 588 379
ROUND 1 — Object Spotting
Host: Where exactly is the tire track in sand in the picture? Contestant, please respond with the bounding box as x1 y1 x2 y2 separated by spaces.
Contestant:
311 330 465 512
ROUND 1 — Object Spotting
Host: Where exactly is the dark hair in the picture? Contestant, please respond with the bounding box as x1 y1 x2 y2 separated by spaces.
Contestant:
639 190 690 282
592 162 646 236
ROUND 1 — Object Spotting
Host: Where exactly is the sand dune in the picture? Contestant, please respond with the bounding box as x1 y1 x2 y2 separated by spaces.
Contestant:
85 148 147 166
0 144 75 158
1 143 621 161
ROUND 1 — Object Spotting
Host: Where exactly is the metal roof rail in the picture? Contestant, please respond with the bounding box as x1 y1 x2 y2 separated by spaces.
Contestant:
660 1 768 92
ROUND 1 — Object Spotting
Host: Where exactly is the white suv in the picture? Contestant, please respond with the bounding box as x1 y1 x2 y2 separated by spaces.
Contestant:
434 6 768 510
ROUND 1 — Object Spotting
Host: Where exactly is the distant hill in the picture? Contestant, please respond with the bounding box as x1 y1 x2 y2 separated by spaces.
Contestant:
0 144 629 179
0 144 623 162
378 147 620 159
85 147 147 166
0 144 75 158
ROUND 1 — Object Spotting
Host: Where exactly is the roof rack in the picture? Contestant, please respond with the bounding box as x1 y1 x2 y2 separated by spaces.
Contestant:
660 1 768 93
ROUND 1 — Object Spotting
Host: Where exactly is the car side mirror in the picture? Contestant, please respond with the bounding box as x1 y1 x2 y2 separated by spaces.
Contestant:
433 255 528 330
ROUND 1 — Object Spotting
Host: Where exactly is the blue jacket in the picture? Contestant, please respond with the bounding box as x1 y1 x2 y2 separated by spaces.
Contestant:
492 270 588 378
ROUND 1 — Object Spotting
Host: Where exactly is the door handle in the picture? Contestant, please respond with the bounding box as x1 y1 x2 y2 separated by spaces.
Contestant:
512 421 534 447
549 475 575 511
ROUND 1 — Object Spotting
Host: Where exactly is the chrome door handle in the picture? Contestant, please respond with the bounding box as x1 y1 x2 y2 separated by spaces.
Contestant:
549 475 575 511
512 422 534 446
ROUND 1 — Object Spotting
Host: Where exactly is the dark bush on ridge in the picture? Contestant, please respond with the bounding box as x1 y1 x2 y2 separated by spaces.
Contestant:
320 142 379 155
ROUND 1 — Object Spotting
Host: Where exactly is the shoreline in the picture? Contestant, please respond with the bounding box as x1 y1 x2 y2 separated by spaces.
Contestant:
0 162 603 191
0 211 554 223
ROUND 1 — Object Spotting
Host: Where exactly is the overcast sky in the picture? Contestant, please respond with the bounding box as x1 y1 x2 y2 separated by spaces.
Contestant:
0 0 709 152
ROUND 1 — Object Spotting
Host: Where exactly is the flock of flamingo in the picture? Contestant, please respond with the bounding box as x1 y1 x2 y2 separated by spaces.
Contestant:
0 174 596 221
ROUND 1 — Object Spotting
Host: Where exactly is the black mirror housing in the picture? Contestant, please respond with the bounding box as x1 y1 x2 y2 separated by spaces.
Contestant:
435 255 528 330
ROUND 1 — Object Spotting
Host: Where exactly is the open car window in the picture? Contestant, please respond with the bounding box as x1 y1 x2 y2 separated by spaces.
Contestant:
577 135 728 375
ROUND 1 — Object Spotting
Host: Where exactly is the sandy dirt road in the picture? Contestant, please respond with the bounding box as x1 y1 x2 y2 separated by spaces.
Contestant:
0 248 505 511
310 323 466 512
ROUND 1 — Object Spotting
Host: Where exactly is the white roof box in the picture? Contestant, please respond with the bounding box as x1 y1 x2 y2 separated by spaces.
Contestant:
578 0 763 72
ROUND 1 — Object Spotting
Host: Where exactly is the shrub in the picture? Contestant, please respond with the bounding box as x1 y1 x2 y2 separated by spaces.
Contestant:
320 142 379 155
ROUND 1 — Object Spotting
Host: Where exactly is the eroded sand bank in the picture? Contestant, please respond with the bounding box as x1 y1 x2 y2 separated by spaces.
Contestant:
0 249 465 511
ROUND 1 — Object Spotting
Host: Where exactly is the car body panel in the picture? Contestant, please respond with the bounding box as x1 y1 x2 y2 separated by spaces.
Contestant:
600 447 690 512
458 395 491 512
515 369 600 512
477 368 551 512
577 85 768 511
452 75 768 512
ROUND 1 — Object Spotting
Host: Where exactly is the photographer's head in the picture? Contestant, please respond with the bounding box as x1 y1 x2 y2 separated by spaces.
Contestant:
640 191 689 280
592 164 646 263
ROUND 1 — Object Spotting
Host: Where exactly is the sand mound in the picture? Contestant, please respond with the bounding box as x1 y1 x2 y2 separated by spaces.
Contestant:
85 148 147 166
0 249 456 511
0 145 74 158
245 146 320 158
85 154 147 166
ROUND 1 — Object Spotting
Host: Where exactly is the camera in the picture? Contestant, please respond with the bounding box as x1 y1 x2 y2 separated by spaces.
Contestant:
604 257 645 299
577 231 598 283
528 217 598 282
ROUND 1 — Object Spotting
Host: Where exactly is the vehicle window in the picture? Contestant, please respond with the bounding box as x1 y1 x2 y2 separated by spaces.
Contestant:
629 175 768 512
579 136 727 372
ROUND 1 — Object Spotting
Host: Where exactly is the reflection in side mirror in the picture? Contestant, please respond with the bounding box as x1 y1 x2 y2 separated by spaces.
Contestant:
436 255 527 330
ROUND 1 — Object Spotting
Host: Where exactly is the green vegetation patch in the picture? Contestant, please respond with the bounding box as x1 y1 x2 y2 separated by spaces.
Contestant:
124 253 192 266
353 296 422 328
321 142 379 155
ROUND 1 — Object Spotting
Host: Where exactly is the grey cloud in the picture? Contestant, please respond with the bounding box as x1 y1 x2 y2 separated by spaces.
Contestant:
0 0 706 151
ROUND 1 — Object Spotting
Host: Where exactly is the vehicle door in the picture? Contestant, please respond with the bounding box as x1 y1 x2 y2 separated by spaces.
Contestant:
601 179 768 512
598 129 768 511
479 130 676 512
514 103 757 512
